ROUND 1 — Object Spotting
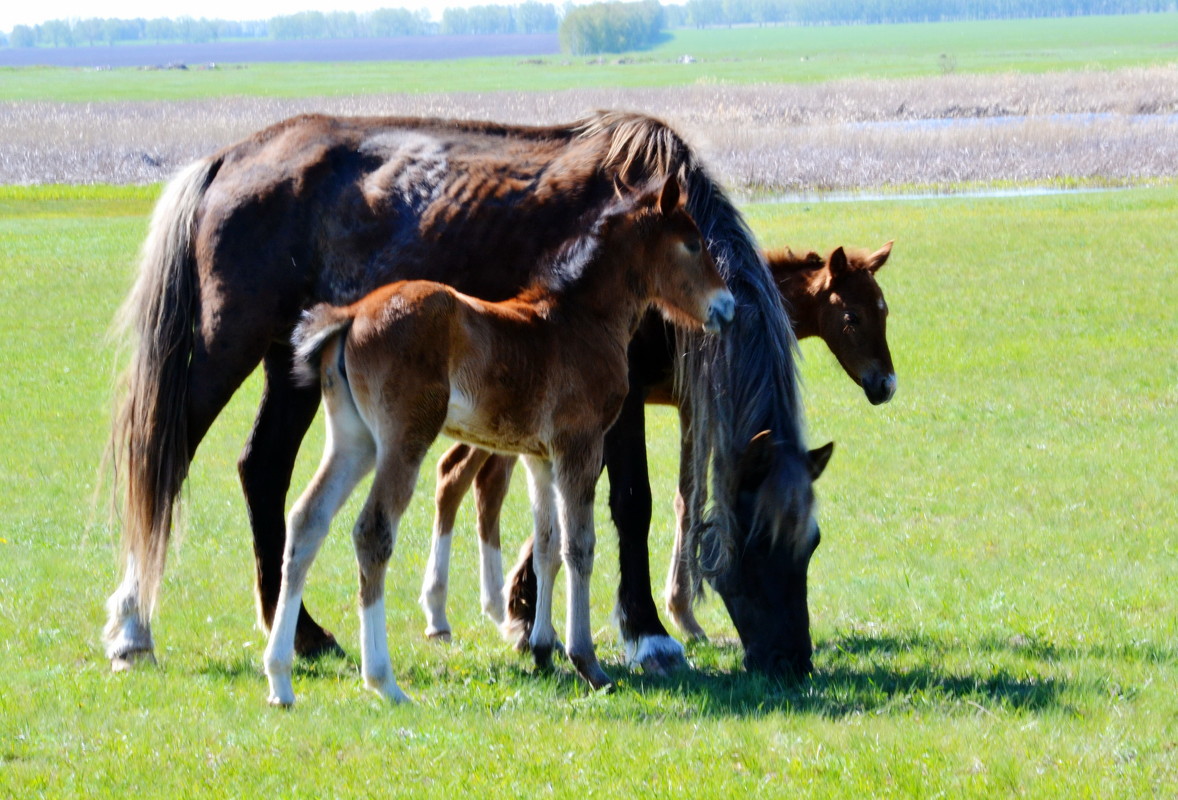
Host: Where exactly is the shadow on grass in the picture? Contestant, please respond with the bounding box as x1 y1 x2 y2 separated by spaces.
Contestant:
194 628 1149 718
609 631 1077 719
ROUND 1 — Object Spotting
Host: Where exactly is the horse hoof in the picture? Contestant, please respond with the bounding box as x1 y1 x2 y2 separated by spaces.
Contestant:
532 643 555 672
295 630 344 660
627 634 687 675
268 694 295 709
426 629 452 643
110 649 156 672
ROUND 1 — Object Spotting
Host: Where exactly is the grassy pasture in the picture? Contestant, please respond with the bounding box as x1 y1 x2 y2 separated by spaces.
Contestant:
0 183 1174 796
1 13 1176 102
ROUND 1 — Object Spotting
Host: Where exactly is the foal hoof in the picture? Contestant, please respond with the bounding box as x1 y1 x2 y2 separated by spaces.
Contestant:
295 629 345 661
426 629 452 643
110 649 156 672
572 658 614 693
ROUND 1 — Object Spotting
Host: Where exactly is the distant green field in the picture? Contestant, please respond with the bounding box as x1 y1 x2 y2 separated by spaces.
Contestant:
1 13 1175 102
0 184 1174 796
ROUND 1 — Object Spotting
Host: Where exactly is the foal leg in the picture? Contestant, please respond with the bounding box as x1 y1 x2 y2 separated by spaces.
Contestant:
604 389 686 674
666 403 709 640
264 389 375 706
519 457 561 669
554 442 612 691
354 433 437 704
239 342 341 658
420 444 490 640
474 455 516 625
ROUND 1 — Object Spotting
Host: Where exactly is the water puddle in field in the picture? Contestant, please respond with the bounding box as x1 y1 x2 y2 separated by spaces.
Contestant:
762 185 1137 204
849 112 1178 132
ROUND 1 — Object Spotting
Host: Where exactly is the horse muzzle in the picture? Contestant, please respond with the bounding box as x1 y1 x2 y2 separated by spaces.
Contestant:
704 290 736 334
863 371 897 405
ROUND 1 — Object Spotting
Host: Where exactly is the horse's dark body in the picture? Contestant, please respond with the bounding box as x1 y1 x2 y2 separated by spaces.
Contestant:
106 111 818 677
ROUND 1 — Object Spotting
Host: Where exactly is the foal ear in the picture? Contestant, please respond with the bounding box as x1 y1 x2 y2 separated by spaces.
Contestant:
867 241 894 273
828 246 849 276
807 441 835 481
658 174 682 216
738 430 775 491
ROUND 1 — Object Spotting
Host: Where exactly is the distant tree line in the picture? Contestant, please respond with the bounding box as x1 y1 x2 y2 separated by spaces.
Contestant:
559 0 665 54
4 0 1174 50
662 0 1175 27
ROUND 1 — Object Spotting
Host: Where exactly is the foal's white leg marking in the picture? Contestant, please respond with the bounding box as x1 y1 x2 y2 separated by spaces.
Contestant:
104 553 156 670
554 450 611 690
478 539 505 625
419 527 452 640
360 596 410 703
522 457 560 658
264 379 375 707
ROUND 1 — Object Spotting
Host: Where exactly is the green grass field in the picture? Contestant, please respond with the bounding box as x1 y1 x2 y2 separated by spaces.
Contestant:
0 183 1174 796
2 13 1176 102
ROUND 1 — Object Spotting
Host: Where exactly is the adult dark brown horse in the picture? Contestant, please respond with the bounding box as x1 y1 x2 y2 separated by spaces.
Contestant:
105 111 818 678
420 243 893 656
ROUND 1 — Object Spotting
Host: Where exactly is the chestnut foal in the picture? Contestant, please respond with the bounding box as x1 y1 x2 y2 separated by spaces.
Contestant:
419 241 894 647
262 176 733 705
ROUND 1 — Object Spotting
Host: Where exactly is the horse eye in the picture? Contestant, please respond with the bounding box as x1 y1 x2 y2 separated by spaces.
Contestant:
683 238 701 255
843 311 859 326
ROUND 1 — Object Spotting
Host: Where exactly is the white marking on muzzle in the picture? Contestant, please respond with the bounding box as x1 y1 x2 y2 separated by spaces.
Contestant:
704 289 736 333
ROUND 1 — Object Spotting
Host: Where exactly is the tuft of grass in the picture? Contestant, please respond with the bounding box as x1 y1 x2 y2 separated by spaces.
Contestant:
0 185 1175 796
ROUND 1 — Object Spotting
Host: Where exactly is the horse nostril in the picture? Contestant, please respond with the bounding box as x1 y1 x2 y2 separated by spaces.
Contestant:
706 291 736 333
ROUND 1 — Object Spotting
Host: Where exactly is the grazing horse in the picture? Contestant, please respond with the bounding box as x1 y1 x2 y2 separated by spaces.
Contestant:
264 177 732 704
105 111 817 679
419 242 892 651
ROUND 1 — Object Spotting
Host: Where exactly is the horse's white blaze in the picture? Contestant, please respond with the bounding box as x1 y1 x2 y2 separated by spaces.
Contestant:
420 529 452 638
478 540 506 624
360 598 409 703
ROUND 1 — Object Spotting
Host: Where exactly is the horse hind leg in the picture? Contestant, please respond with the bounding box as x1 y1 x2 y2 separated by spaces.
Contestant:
240 341 342 659
105 290 274 670
354 441 435 704
420 444 491 641
474 454 516 626
264 365 375 706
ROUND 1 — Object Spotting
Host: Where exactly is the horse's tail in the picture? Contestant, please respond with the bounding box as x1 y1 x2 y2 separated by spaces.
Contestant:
502 535 538 650
291 303 354 385
110 157 218 618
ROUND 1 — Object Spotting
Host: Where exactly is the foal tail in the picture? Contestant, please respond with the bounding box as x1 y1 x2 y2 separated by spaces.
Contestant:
110 158 218 618
291 303 354 385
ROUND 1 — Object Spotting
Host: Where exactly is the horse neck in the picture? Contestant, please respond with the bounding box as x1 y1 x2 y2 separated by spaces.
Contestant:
772 264 824 341
543 236 652 341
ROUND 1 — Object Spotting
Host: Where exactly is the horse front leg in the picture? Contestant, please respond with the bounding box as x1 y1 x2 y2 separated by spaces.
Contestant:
604 390 686 674
555 442 613 691
519 457 561 669
665 401 708 640
420 443 490 640
239 343 341 659
474 454 516 625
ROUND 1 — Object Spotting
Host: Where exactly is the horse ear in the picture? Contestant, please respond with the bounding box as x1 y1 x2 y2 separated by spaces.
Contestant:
738 430 775 491
867 241 893 273
807 441 834 481
658 174 681 216
828 246 849 276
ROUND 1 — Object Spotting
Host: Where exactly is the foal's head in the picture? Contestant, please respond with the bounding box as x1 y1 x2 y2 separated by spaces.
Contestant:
608 175 735 334
772 242 896 404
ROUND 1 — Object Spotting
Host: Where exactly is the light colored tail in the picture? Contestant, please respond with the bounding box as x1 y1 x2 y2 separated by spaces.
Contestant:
291 303 354 386
109 158 217 619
